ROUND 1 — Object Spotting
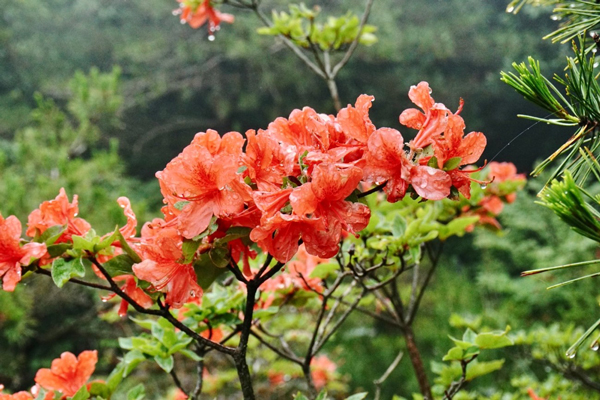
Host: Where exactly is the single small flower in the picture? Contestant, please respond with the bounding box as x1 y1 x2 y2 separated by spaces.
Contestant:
26 188 91 242
133 226 202 308
311 355 337 390
0 214 46 291
157 130 249 239
399 82 449 150
35 350 97 397
176 0 234 33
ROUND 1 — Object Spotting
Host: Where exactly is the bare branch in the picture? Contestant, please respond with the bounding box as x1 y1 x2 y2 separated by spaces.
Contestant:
374 351 404 400
332 0 376 76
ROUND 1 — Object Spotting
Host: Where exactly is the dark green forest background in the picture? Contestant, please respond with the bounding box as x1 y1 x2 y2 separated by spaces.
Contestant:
0 0 568 179
3 0 600 398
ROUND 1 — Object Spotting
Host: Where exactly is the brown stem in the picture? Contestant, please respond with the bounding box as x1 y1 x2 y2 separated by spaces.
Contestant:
404 326 433 400
234 281 259 400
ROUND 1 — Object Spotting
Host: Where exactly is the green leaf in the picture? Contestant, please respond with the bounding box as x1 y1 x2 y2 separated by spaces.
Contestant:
106 361 126 391
33 388 49 400
72 235 96 252
181 239 201 264
130 317 155 330
39 225 66 245
253 306 279 320
88 382 111 398
392 215 407 237
70 385 90 400
443 157 462 171
126 383 146 400
309 262 338 279
194 251 229 290
462 328 477 344
46 243 72 258
345 393 368 400
466 359 505 381
117 231 142 263
102 254 135 277
51 257 85 288
475 327 514 349
427 156 439 168
153 354 174 372
95 228 119 252
118 337 134 349
294 393 310 400
179 348 203 361
214 227 252 246
173 201 189 211
315 391 329 400
442 346 464 361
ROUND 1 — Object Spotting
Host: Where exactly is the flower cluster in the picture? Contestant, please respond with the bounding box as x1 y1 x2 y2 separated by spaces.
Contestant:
464 161 526 230
0 83 490 310
156 82 486 268
0 350 97 399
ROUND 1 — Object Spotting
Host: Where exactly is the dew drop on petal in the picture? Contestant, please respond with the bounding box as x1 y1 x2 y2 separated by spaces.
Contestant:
101 299 108 303
480 183 487 189
421 182 428 189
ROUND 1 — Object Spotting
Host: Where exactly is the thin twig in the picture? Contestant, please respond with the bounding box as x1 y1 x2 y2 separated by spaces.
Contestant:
332 0 376 76
357 182 387 198
250 329 303 365
374 351 404 400
251 5 326 79
170 368 187 396
313 286 365 354
407 243 444 325
88 257 235 354
34 267 113 291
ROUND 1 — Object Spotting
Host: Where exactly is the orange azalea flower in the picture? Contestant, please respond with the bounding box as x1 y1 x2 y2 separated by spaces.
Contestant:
116 197 137 238
157 130 250 239
399 82 449 150
26 188 91 242
489 161 526 183
0 214 46 291
0 392 33 400
35 350 97 397
311 355 337 390
432 110 487 199
290 163 370 242
133 226 202 308
363 127 451 201
527 388 546 400
242 129 288 191
176 0 234 33
337 94 376 145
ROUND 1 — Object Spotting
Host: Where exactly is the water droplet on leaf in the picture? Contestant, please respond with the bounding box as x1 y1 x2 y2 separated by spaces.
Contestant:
208 35 215 42
566 350 576 359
